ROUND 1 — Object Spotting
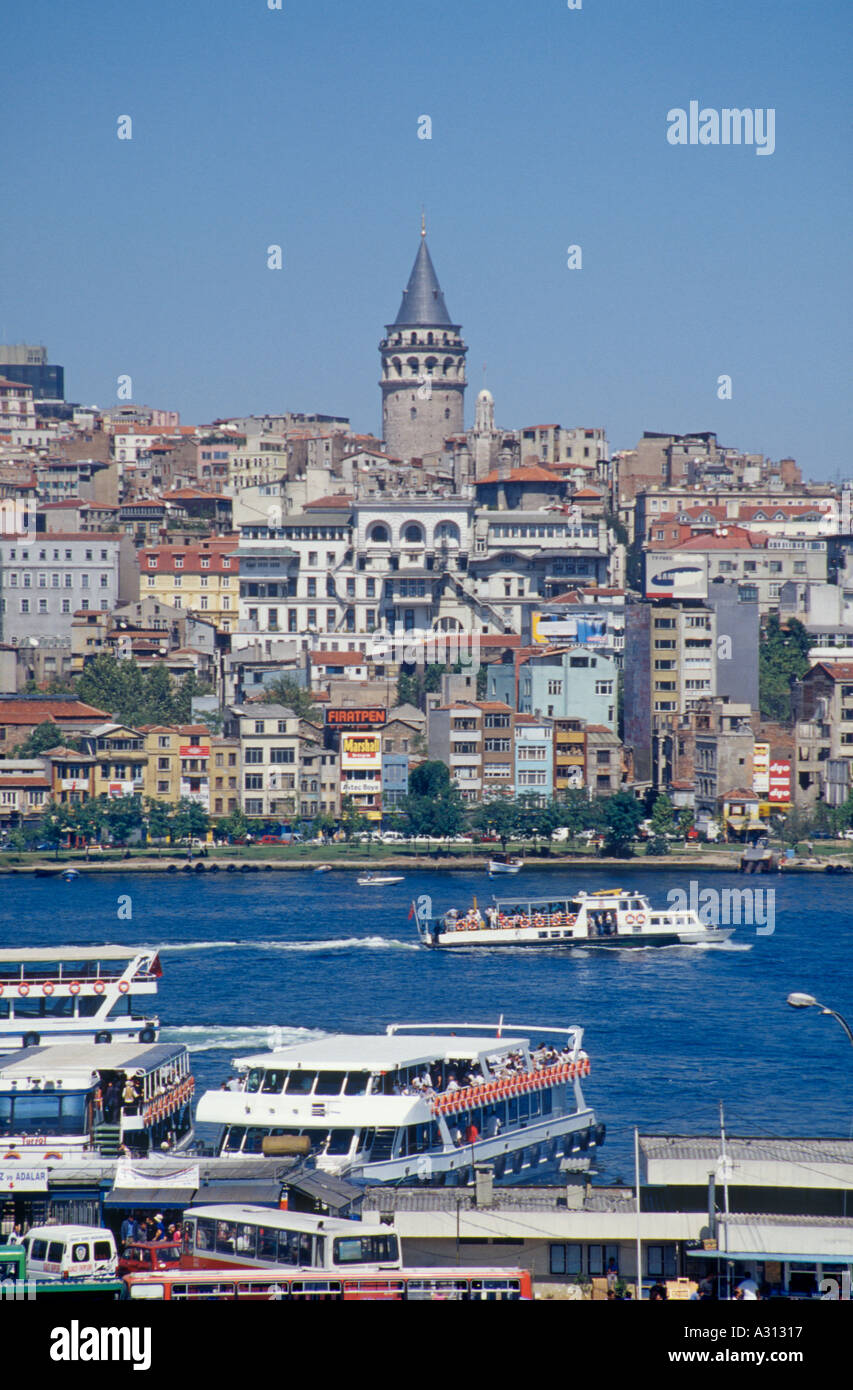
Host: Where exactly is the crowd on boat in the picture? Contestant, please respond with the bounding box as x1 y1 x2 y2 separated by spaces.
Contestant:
391 1042 583 1101
439 906 579 934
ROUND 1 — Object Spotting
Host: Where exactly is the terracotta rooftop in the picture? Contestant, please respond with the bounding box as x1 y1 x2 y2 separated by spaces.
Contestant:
477 465 564 485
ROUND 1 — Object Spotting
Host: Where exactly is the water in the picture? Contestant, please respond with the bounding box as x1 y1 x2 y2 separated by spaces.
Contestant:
4 864 852 1182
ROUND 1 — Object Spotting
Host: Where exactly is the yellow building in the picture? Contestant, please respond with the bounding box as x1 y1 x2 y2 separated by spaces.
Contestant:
141 725 211 809
140 536 238 634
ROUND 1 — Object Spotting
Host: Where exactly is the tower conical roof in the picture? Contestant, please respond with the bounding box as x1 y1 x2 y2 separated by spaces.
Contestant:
392 235 454 327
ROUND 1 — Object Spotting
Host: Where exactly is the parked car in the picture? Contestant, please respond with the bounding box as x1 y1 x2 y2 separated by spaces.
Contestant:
838 829 853 841
259 835 286 844
117 1239 182 1277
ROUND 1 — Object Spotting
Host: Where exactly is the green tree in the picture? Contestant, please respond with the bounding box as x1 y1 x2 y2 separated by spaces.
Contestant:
265 677 320 720
217 806 249 842
758 615 811 722
143 665 177 724
101 793 145 847
145 797 173 852
170 797 209 845
467 798 520 851
603 791 643 857
311 812 336 843
340 795 368 842
402 761 463 838
18 722 65 756
38 802 68 857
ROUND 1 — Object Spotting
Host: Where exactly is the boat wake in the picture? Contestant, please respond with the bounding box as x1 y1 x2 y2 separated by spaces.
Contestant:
160 1024 326 1053
158 936 420 955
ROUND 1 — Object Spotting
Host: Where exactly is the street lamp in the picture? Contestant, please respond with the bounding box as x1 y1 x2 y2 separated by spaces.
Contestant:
787 993 853 1049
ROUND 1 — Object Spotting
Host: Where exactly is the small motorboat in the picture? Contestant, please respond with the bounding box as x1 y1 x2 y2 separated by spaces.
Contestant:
357 873 405 886
313 864 333 874
488 855 523 876
61 868 80 881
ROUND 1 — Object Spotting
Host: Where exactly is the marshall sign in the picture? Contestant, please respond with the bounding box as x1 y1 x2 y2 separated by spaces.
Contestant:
325 708 387 729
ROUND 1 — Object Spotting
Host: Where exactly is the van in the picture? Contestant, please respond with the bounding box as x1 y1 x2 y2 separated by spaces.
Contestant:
21 1224 117 1281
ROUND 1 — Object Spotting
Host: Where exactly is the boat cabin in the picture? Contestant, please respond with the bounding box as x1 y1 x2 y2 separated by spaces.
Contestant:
0 947 161 1052
0 1041 193 1159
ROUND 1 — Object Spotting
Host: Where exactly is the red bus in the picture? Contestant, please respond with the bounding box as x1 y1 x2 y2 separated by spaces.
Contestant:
123 1266 532 1301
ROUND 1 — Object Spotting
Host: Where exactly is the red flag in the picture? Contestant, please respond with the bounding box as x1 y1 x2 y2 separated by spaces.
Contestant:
408 902 415 920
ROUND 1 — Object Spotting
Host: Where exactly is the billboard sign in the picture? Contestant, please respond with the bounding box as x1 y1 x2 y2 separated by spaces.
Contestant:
768 759 792 804
341 735 382 770
753 742 770 795
326 708 387 729
531 612 608 646
645 553 708 600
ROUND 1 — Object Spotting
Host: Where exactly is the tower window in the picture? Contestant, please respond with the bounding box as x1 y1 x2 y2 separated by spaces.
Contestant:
445 409 450 419
410 408 417 420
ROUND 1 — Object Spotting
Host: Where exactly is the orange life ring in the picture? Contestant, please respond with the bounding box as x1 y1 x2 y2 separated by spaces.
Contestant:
3 1152 20 1160
43 1151 63 1159
69 981 81 995
93 981 105 995
17 984 29 997
118 981 130 994
42 982 55 996
0 985 4 996
634 913 646 926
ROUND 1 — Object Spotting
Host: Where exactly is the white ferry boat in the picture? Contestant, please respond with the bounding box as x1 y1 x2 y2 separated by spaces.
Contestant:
196 1019 602 1186
0 1040 194 1160
0 947 161 1053
416 889 734 949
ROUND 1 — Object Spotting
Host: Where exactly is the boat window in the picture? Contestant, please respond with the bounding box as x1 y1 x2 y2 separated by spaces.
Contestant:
0 999 7 1017
631 899 643 910
0 963 21 982
261 1070 286 1094
333 1235 399 1266
243 1128 268 1154
13 996 74 1018
541 1090 553 1115
355 1128 375 1153
77 997 105 1017
245 1068 264 1093
315 1071 346 1096
344 1072 369 1096
285 1071 316 1095
0 1090 88 1137
222 1126 245 1153
530 1092 540 1117
326 1129 355 1156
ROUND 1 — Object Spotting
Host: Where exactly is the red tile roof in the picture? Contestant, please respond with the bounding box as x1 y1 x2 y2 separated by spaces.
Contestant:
0 700 111 725
310 651 365 666
477 465 564 485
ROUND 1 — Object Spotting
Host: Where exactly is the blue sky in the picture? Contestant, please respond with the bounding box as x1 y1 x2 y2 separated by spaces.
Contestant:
2 0 851 476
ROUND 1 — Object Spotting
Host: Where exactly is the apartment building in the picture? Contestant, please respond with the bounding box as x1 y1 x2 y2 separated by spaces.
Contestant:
141 725 211 808
0 760 52 827
585 725 622 795
645 529 828 615
0 532 136 646
140 536 238 633
0 697 111 754
79 723 147 799
624 600 718 784
428 699 515 803
210 736 241 818
224 704 300 821
794 662 853 808
517 646 618 730
513 714 553 802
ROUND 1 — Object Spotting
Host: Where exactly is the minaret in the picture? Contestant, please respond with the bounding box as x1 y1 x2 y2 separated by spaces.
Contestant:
379 220 467 459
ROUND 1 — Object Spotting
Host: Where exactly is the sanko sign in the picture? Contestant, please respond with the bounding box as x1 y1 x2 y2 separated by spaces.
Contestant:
325 708 387 728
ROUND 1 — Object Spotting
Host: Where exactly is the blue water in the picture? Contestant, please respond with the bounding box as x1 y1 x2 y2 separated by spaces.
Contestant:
4 864 852 1182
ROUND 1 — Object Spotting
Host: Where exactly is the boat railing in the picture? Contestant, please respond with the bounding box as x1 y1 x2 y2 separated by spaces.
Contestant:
141 1076 195 1127
430 1060 589 1117
444 909 578 934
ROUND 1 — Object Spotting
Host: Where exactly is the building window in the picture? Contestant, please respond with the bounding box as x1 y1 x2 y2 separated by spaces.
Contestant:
244 774 263 790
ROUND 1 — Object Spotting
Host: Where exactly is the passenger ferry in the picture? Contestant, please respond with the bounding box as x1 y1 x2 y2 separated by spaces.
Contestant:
196 1019 602 1186
0 947 161 1052
0 1040 193 1160
415 889 734 949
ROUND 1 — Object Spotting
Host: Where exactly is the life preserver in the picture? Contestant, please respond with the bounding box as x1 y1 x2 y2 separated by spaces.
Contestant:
3 1152 20 1160
118 981 130 994
43 1152 63 1160
94 981 106 995
634 913 646 925
0 985 4 996
17 984 29 997
42 982 55 996
69 981 81 995
534 915 545 928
